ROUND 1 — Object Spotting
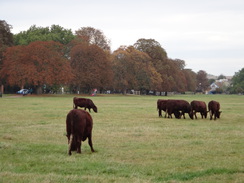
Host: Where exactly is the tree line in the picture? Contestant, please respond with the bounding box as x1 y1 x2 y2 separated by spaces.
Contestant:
0 20 243 94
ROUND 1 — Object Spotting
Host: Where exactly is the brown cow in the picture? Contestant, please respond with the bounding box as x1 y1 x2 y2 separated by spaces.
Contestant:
166 100 193 119
208 100 221 120
157 99 168 117
73 97 97 113
191 100 208 119
66 109 95 155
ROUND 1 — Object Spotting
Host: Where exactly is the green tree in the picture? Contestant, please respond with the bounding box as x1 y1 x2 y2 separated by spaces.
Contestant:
14 25 75 45
231 68 244 93
217 74 226 80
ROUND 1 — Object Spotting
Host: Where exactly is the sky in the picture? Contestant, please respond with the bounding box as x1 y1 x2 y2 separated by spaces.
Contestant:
1 0 244 76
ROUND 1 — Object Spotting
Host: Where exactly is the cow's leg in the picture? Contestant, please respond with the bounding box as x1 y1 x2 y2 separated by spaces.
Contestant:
76 137 81 153
200 112 204 119
88 134 95 152
210 111 213 120
194 111 197 119
159 109 162 117
214 112 217 120
182 112 186 119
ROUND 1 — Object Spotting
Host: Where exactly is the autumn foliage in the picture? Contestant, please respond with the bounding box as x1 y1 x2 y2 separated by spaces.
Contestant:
1 41 73 91
0 23 201 94
70 43 113 92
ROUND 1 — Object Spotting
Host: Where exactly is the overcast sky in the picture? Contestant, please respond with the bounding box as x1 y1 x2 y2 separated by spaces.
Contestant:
1 0 244 76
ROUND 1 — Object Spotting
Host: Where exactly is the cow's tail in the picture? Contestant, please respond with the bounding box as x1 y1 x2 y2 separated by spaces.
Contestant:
73 97 76 109
68 134 73 155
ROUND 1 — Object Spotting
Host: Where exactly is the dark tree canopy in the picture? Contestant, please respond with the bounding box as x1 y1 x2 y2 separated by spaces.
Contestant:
196 70 209 91
134 38 167 61
0 20 13 63
75 27 111 51
70 42 113 92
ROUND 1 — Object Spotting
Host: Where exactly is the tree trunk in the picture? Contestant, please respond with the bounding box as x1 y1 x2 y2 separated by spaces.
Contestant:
36 86 43 94
1 85 4 94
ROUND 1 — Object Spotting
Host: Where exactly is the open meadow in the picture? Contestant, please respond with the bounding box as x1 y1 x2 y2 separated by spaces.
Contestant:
0 94 243 183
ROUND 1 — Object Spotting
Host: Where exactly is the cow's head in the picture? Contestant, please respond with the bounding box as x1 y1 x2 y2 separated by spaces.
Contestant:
204 111 209 118
93 105 98 113
174 110 181 119
216 111 222 118
189 111 194 119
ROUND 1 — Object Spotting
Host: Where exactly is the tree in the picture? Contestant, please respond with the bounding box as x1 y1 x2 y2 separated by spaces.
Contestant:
75 27 111 51
196 70 209 92
230 68 244 93
0 41 73 94
0 20 14 93
217 74 226 80
14 25 75 45
183 69 197 91
112 46 162 94
70 43 113 93
134 38 167 61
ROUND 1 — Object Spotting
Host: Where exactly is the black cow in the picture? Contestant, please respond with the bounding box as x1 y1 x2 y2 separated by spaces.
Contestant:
208 100 221 120
73 97 97 113
66 109 95 155
191 100 208 119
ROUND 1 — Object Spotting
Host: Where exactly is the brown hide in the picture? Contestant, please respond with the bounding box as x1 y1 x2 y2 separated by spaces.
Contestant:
66 109 95 155
166 100 193 119
157 99 168 117
208 100 221 120
191 100 208 119
73 97 97 113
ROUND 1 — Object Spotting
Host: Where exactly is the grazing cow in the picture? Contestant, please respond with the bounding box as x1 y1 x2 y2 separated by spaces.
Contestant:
66 109 95 155
73 97 97 113
157 99 168 117
208 100 221 120
191 100 208 119
166 100 193 119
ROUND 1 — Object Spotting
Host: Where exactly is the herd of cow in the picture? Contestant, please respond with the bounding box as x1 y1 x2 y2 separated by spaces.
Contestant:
66 97 221 155
157 99 222 120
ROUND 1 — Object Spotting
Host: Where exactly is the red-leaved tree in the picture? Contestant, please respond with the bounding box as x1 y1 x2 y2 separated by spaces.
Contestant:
1 41 73 94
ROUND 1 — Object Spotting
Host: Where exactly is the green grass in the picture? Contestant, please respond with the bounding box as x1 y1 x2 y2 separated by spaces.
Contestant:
0 94 243 182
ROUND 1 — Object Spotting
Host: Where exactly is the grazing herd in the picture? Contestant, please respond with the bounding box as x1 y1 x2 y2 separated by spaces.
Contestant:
157 99 221 120
66 97 221 155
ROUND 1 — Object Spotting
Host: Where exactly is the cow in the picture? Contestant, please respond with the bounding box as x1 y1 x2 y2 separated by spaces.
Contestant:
73 97 97 113
191 100 208 119
208 100 221 120
66 109 95 155
157 99 168 117
166 100 193 119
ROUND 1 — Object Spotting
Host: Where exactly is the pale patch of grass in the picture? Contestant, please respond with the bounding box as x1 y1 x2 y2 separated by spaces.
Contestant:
0 94 243 182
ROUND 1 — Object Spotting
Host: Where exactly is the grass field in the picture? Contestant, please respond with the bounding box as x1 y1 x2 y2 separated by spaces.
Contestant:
0 94 243 183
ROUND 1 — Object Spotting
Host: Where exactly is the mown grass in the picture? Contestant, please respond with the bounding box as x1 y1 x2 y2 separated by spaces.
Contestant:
0 94 243 183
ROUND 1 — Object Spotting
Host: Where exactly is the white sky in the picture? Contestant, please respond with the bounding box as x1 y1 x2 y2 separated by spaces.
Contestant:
1 0 244 76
